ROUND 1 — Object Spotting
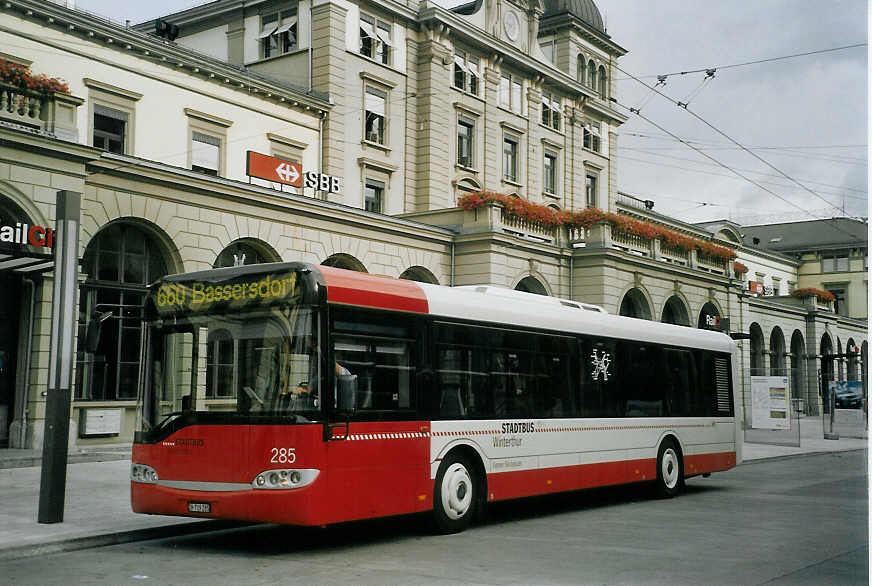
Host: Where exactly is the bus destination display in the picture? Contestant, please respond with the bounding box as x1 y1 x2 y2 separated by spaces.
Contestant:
152 271 299 315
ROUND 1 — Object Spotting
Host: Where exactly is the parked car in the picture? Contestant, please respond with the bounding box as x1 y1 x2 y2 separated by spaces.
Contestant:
834 386 864 409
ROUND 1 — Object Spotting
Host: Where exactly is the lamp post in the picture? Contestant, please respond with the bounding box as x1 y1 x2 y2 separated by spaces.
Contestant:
38 190 80 524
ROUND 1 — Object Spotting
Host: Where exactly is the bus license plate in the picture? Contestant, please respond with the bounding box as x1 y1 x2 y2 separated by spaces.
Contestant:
188 502 211 514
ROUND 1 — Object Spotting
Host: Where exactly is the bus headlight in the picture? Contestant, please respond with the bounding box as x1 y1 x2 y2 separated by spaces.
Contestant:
252 469 319 490
131 463 159 484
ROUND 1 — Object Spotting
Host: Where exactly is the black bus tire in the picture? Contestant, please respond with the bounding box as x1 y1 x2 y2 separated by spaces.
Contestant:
655 438 684 498
433 452 477 534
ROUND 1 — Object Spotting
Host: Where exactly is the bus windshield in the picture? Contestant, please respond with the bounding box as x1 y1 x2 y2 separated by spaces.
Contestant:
136 305 321 435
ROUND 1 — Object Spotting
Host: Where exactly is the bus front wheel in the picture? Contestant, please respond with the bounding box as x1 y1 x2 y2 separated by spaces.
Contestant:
655 438 684 498
433 453 477 533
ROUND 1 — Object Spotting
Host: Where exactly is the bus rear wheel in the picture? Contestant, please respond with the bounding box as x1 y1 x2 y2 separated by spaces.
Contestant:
655 439 684 498
433 453 477 534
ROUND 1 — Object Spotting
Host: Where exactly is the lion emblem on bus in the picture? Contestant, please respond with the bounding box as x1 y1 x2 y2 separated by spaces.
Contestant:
590 349 611 381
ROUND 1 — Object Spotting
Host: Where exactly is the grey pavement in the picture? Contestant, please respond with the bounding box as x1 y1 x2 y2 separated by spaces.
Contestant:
0 414 866 562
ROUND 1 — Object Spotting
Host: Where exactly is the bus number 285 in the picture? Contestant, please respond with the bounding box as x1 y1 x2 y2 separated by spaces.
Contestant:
270 447 296 464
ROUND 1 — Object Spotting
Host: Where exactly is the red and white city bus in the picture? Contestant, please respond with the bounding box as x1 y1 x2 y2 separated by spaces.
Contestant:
132 262 740 533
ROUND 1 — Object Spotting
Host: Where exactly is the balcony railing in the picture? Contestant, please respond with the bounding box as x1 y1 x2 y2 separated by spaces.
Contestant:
499 207 559 243
0 83 45 128
0 81 82 140
611 230 649 256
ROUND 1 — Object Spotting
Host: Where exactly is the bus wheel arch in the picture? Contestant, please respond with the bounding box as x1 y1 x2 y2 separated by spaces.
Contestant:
654 434 684 498
432 444 487 533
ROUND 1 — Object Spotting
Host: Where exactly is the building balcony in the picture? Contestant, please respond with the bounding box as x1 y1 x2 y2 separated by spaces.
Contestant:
0 82 83 141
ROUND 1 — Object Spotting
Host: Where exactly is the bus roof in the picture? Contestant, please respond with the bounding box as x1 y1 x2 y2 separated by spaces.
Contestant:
151 263 734 353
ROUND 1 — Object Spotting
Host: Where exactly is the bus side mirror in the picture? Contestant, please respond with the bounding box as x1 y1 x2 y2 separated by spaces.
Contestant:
85 311 113 353
336 374 358 414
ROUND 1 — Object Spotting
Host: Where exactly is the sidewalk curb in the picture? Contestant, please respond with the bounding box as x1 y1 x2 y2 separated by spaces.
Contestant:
0 520 248 562
741 447 866 465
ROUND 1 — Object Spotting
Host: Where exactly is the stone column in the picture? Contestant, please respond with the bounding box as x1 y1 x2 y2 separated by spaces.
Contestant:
526 83 542 201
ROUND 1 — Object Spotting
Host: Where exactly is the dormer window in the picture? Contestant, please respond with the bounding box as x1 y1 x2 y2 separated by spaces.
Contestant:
259 7 297 59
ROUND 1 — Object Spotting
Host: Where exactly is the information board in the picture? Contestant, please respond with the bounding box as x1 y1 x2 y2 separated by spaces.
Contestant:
751 376 791 430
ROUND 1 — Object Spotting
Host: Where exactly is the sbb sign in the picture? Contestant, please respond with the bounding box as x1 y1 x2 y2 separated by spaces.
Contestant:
246 151 341 193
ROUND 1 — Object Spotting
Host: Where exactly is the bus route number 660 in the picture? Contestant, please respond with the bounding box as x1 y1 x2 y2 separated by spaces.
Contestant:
270 447 296 464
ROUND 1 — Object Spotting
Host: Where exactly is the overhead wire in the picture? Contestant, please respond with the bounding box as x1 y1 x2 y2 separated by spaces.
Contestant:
615 62 856 217
611 97 863 236
615 43 867 81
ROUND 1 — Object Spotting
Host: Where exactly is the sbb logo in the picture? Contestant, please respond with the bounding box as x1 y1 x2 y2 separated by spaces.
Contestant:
304 172 341 194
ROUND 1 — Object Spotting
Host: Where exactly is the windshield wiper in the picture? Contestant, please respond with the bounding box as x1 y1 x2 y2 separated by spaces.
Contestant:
157 411 186 428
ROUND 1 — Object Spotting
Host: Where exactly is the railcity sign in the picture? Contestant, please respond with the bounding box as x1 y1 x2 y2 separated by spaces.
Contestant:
0 220 55 248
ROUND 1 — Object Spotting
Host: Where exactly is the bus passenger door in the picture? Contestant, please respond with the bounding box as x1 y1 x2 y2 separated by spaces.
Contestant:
324 310 431 523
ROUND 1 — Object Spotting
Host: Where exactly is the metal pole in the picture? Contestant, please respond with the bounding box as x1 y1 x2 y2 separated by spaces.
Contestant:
38 190 80 524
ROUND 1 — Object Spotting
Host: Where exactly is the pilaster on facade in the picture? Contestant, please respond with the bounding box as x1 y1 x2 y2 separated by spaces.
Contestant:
311 1 347 199
607 129 618 212
482 66 503 191
414 39 453 211
526 84 543 202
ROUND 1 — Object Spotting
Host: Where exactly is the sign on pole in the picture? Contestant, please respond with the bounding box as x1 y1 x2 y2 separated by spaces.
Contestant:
38 190 80 524
750 376 791 430
246 151 302 187
245 151 341 193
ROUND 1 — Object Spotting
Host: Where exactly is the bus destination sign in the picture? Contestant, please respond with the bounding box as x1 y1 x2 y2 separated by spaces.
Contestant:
153 271 299 315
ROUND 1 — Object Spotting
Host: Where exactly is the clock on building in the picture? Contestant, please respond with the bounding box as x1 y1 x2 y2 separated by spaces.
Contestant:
503 10 520 42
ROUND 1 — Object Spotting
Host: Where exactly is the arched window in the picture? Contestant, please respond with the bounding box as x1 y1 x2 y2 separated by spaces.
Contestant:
587 60 596 90
206 329 235 398
618 288 652 320
77 222 170 401
577 55 586 83
661 296 690 326
697 302 721 329
749 323 765 375
214 240 275 268
790 330 806 407
515 276 548 295
322 254 367 272
598 66 607 99
846 338 859 381
399 266 439 284
769 327 786 374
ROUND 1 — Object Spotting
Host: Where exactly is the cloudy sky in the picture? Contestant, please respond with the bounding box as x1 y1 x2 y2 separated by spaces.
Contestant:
77 0 868 225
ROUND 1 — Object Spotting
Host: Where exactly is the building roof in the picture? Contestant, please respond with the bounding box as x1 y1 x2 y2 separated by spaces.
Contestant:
542 0 604 32
739 218 868 253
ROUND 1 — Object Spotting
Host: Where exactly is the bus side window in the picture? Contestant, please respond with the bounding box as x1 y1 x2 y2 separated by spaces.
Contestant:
332 309 417 413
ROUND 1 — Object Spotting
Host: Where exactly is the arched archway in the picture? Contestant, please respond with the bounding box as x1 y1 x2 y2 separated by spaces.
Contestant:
515 276 548 296
697 301 722 329
790 330 807 411
820 333 835 412
321 253 367 272
769 327 786 374
836 339 844 381
619 288 652 320
77 220 174 401
661 295 690 326
846 338 859 381
749 323 765 375
399 266 439 284
0 193 41 447
214 238 280 268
